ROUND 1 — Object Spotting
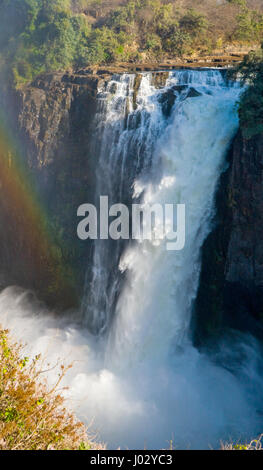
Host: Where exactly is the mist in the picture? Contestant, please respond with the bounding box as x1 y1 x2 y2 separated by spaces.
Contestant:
0 287 262 449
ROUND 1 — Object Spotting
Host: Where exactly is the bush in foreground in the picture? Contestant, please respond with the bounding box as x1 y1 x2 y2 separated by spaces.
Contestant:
0 327 101 450
221 435 263 450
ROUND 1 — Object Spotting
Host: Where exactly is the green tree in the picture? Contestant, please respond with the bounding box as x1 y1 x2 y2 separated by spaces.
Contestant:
230 47 263 138
234 8 263 42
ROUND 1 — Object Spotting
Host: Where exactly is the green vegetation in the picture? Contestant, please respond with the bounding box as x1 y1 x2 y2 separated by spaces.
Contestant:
0 0 263 87
0 327 101 450
230 45 263 139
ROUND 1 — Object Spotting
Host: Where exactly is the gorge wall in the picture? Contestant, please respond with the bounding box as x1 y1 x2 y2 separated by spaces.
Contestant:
0 71 104 309
1 69 263 343
194 130 263 345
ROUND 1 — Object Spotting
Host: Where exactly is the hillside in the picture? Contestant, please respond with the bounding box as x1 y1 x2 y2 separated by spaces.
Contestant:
1 0 263 87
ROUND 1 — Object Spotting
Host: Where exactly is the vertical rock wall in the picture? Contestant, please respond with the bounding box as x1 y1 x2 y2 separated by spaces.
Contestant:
194 130 263 345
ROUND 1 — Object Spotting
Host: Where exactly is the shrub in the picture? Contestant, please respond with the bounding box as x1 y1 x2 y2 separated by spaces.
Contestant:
234 7 263 43
0 328 100 450
230 47 263 139
221 434 263 450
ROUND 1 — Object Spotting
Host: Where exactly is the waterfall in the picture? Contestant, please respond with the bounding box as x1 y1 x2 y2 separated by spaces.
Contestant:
1 69 262 449
81 69 240 355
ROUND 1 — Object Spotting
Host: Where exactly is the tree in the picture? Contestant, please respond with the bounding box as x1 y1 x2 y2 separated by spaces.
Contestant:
230 46 263 138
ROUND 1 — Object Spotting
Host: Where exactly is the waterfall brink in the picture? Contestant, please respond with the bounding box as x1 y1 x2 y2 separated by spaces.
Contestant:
1 70 263 450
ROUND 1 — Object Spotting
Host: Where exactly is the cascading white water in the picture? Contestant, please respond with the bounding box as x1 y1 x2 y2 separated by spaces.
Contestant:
0 69 263 449
81 69 241 360
106 71 241 369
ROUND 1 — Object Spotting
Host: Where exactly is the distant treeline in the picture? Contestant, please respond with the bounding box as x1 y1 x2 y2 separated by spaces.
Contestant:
0 0 263 86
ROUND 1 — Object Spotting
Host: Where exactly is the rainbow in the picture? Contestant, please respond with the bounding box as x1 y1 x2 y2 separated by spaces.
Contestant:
0 110 77 308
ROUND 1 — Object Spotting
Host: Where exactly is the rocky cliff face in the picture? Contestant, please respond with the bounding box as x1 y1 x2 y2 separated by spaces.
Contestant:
0 71 107 308
194 130 263 346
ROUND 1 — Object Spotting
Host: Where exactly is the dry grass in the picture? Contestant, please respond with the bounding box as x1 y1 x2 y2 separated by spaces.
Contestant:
0 328 103 450
221 434 263 450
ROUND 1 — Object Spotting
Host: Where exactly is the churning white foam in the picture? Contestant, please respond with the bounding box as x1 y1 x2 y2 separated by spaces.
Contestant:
0 287 262 450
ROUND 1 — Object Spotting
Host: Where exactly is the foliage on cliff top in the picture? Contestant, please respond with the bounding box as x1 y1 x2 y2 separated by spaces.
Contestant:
1 0 263 87
230 45 263 139
0 327 100 450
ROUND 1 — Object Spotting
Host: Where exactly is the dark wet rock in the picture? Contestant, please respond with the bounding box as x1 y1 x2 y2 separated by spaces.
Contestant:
133 74 142 111
151 72 169 89
108 82 118 94
158 89 177 118
186 87 202 98
193 130 263 347
158 86 202 117
171 85 202 98
171 85 188 93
